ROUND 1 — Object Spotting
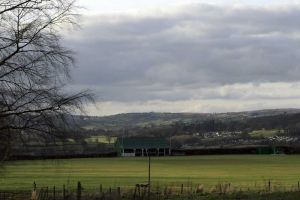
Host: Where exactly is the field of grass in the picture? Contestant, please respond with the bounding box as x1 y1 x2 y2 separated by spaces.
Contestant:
249 129 282 138
1 155 300 190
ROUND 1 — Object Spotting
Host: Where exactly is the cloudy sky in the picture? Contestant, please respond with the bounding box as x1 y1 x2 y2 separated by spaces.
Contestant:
65 0 300 116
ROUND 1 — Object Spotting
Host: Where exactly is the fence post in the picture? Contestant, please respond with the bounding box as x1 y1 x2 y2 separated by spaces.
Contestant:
77 181 82 200
100 184 103 193
33 182 37 191
117 187 121 199
268 180 271 192
164 186 167 197
133 185 137 200
156 185 160 200
63 184 66 200
138 185 141 198
181 184 183 194
32 181 37 200
46 187 49 199
53 186 56 200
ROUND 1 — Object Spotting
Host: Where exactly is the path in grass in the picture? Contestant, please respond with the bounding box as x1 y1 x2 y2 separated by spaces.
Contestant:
1 155 300 190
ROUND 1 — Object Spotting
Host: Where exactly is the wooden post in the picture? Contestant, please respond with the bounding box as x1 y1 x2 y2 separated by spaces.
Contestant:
100 184 103 193
268 180 271 192
117 187 121 199
133 185 137 200
77 181 82 200
138 184 141 198
63 184 66 200
33 182 37 191
164 186 167 197
156 185 160 200
53 186 56 200
181 184 183 194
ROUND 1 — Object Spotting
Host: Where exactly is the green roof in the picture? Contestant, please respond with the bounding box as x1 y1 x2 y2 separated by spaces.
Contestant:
117 137 169 149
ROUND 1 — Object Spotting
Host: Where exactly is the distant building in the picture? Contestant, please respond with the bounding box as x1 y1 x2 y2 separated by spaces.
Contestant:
256 146 283 154
115 137 170 157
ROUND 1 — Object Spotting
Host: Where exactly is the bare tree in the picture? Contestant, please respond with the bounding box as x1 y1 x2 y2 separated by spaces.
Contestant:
0 0 93 161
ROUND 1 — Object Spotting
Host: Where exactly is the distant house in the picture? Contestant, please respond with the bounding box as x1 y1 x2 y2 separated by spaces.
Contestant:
115 137 171 157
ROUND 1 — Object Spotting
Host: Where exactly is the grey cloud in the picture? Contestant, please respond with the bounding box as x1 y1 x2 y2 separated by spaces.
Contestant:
65 4 300 102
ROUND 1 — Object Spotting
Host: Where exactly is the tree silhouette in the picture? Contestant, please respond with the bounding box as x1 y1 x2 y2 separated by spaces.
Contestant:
0 0 93 161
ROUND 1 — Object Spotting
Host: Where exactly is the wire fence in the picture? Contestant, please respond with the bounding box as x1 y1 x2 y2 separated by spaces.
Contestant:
1 181 300 200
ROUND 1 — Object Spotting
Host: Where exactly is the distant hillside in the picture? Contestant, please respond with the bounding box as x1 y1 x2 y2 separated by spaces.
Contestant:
14 109 300 158
76 109 300 131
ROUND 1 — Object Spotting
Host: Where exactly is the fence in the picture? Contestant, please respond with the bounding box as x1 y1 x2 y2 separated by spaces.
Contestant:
1 180 300 200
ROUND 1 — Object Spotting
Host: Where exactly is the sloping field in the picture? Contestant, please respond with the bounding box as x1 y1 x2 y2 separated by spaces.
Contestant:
1 155 300 190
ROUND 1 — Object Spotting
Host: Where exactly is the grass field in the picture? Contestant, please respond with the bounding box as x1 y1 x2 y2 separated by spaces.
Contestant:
1 155 300 190
249 129 282 138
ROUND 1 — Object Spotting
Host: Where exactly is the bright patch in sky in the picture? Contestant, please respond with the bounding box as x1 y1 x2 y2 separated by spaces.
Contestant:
77 0 300 14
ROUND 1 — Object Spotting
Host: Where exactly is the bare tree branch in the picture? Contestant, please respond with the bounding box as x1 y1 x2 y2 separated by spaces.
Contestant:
0 0 93 161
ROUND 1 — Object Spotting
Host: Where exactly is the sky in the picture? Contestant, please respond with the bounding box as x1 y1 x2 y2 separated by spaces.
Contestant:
64 0 300 116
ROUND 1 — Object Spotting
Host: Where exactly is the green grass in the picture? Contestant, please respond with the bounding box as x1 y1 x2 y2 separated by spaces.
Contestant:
249 129 282 138
1 155 300 190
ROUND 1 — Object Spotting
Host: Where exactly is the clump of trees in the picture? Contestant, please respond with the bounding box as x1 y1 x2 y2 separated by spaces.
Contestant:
0 0 92 161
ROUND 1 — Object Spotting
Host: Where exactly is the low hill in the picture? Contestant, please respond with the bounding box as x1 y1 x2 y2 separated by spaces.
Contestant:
77 109 300 131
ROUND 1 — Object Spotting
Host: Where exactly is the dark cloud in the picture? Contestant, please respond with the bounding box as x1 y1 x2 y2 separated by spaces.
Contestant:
65 4 300 102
